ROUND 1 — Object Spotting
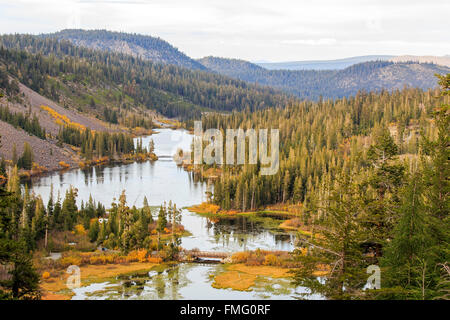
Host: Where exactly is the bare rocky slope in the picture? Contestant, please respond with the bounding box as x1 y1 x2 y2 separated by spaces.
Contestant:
0 80 114 171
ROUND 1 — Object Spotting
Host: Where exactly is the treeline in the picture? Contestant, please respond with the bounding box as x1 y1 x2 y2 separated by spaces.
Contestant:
0 105 46 139
199 76 449 299
57 125 135 159
204 86 446 211
7 168 182 255
292 79 449 299
0 35 290 120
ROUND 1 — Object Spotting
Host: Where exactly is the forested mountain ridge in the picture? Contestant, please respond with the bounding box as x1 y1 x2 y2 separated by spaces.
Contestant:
11 30 448 104
198 56 450 100
255 55 395 70
0 34 290 120
42 29 207 71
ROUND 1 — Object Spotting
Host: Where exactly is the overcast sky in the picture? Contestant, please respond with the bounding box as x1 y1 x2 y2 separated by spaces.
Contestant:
0 0 449 61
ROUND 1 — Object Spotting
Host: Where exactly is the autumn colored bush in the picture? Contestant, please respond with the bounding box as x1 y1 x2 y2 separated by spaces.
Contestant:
125 249 149 263
264 254 279 266
74 224 87 235
59 256 82 268
42 271 50 279
188 203 220 214
231 251 251 263
137 249 148 262
41 105 86 130
147 257 162 263
231 250 299 267
59 161 70 169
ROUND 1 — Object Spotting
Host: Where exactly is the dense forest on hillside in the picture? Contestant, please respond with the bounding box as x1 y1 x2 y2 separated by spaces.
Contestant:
197 76 449 299
44 29 207 70
199 56 450 100
0 35 290 120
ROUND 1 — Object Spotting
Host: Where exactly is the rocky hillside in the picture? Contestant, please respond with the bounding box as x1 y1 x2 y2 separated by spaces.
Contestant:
0 80 105 170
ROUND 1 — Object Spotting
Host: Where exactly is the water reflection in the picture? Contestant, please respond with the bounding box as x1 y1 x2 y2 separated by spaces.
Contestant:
26 129 304 299
25 128 296 252
71 264 320 300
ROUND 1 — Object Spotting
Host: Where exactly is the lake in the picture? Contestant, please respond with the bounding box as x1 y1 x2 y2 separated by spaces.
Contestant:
27 129 317 300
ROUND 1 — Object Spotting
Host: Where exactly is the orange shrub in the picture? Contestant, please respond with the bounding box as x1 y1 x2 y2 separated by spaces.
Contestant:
147 257 163 263
137 249 148 262
124 249 155 263
42 271 50 279
59 161 70 169
231 251 251 263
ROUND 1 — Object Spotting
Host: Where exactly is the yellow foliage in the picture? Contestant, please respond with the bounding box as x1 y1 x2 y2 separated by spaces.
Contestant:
74 224 86 235
188 202 220 215
299 247 308 256
40 105 86 130
59 256 82 268
212 271 257 291
231 251 251 263
59 161 70 169
263 254 279 266
42 271 50 279
137 249 148 262
126 249 148 263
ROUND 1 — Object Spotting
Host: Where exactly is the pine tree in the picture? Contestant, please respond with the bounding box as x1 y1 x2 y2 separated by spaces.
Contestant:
11 143 17 166
88 220 100 242
156 204 167 250
382 171 431 299
61 187 78 231
293 170 368 299
115 190 133 252
0 175 40 299
17 142 33 170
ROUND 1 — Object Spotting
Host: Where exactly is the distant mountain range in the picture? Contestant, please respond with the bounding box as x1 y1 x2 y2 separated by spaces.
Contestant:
391 55 450 67
255 55 450 70
30 29 450 100
198 56 450 100
254 55 395 70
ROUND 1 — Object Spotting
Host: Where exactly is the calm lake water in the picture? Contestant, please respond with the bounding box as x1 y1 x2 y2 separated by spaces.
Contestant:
26 129 316 300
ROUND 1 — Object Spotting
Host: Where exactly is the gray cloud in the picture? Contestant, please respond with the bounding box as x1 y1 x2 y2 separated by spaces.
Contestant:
0 0 448 61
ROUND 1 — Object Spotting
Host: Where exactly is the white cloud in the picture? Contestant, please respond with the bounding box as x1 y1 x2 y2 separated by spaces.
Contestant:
281 39 337 46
